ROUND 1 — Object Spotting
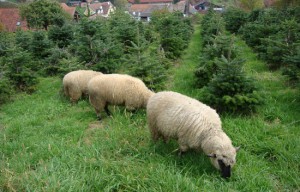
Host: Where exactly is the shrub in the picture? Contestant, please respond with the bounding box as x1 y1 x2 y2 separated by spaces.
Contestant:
122 36 170 91
43 47 83 76
0 68 13 105
282 44 300 86
201 9 225 46
201 57 262 114
222 8 248 33
56 57 85 79
4 47 38 92
15 30 32 51
48 24 74 48
194 34 238 88
70 18 123 73
260 18 300 69
150 11 193 59
30 31 52 59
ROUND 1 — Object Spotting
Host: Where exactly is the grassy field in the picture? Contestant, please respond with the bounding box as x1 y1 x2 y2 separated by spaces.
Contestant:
1 26 300 191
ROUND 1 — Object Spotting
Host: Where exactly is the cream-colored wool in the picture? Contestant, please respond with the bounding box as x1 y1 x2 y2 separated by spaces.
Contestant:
88 74 155 119
63 70 103 103
147 91 238 173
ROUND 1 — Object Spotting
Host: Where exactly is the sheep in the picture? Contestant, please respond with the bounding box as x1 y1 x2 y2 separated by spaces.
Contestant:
146 91 239 178
88 74 155 120
63 70 103 103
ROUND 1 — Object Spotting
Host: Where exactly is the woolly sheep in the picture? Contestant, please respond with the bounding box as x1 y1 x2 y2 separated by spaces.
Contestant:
88 74 155 120
147 91 239 178
63 70 103 103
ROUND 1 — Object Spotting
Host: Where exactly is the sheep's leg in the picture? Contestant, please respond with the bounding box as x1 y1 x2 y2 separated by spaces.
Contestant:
162 135 169 143
151 128 160 142
95 108 102 121
178 144 189 157
104 104 111 117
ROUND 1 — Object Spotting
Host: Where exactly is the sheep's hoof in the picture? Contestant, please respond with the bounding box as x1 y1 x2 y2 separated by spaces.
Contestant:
178 150 186 157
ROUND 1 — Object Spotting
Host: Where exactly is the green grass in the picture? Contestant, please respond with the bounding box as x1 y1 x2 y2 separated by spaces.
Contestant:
1 25 300 191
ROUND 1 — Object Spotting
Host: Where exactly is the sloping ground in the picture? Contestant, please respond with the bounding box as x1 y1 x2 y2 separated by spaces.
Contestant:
0 25 299 191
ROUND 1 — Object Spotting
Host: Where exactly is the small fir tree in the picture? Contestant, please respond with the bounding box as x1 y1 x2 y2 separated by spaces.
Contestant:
5 47 38 93
202 57 262 114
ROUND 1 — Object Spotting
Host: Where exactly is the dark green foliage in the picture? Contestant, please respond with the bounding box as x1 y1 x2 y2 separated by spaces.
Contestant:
222 8 248 33
123 39 170 91
70 18 123 73
201 57 262 113
0 74 13 105
282 45 300 85
196 12 262 114
150 11 193 59
20 0 69 30
260 19 300 69
239 8 281 49
195 34 237 88
43 47 82 76
56 57 85 79
4 47 38 92
201 9 225 46
0 32 13 57
236 7 300 86
194 59 217 88
15 30 32 51
48 24 74 48
30 31 52 59
109 11 140 51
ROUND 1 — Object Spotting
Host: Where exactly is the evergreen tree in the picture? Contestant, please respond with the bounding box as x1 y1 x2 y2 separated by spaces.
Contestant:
202 57 262 114
20 0 69 30
4 47 38 92
30 31 52 60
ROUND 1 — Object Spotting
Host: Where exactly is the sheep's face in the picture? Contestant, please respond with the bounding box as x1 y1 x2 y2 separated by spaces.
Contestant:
208 146 239 178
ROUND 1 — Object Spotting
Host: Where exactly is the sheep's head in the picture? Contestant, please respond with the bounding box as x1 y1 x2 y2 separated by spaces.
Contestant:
207 146 240 178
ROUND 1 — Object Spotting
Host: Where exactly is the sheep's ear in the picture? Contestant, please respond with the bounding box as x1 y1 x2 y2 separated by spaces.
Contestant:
235 146 241 152
207 153 217 158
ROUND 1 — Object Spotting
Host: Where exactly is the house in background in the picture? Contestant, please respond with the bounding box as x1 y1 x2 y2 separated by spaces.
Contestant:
127 0 173 5
81 1 116 18
61 3 80 21
192 0 224 13
0 8 28 32
127 0 196 22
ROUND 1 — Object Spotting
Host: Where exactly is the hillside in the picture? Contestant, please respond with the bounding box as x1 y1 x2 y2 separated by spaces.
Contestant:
0 25 300 191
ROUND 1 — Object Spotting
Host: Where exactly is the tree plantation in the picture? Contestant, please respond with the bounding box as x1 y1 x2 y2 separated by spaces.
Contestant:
0 1 300 191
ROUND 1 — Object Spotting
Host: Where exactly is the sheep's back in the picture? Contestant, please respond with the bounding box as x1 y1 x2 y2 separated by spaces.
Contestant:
63 70 102 92
147 91 222 145
88 74 149 107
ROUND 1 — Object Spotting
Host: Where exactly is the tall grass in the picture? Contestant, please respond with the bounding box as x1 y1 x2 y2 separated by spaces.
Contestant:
1 25 300 191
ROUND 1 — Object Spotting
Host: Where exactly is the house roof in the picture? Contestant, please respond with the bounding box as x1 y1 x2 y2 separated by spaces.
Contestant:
89 2 111 15
61 3 77 17
0 8 28 32
128 0 194 17
128 0 172 4
81 1 115 17
129 3 171 16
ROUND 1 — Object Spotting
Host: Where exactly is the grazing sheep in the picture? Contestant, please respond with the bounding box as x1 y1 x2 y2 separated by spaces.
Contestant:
88 74 155 120
63 70 103 103
147 91 239 178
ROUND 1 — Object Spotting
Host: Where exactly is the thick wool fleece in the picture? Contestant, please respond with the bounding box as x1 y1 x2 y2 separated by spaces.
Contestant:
147 91 237 171
63 70 103 102
88 74 154 118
